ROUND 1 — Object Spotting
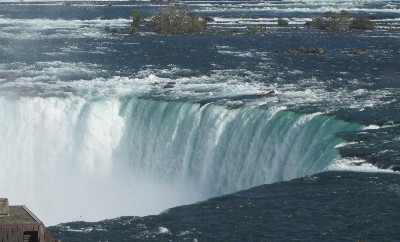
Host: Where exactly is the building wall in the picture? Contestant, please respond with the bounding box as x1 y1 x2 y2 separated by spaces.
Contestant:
0 224 57 242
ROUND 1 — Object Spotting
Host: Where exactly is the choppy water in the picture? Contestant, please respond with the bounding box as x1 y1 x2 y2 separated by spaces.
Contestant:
50 171 400 241
0 0 399 240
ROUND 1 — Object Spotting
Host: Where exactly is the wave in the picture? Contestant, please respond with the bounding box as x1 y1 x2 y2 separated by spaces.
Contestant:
328 158 397 173
0 96 360 225
0 17 130 40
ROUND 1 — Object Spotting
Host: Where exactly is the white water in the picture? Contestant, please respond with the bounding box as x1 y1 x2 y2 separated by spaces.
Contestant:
0 96 360 225
328 158 397 173
0 97 203 225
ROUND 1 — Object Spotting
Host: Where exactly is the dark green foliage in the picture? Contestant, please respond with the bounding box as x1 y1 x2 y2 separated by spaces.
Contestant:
231 28 241 33
128 26 137 34
128 9 143 34
316 11 353 31
351 16 375 30
131 9 144 28
305 16 319 27
204 16 215 22
277 18 289 26
340 10 352 18
146 5 207 34
312 10 375 32
104 26 119 35
247 25 262 34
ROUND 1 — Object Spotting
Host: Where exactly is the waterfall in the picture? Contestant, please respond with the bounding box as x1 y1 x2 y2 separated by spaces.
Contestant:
0 96 360 225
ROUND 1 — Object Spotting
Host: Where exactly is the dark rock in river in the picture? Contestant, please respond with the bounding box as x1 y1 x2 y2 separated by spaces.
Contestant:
350 49 366 55
392 165 400 172
260 90 275 96
307 47 325 54
163 82 176 89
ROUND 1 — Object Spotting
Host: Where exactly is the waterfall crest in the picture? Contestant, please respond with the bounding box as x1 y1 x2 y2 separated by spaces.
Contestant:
0 96 360 225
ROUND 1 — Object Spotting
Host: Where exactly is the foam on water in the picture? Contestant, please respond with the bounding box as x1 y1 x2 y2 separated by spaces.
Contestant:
192 1 400 14
1 63 395 114
0 17 130 40
328 158 397 173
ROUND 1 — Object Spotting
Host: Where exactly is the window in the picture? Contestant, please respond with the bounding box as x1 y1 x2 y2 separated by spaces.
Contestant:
23 231 39 242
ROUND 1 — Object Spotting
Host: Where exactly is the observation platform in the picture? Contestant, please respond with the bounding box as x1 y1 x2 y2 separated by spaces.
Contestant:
0 198 59 242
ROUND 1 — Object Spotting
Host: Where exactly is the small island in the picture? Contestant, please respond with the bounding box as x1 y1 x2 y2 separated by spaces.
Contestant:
120 5 376 35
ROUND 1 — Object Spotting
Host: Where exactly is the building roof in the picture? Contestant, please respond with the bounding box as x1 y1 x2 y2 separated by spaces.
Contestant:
0 206 42 224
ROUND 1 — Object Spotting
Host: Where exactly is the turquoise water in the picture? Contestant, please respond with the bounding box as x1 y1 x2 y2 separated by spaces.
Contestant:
0 0 399 240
